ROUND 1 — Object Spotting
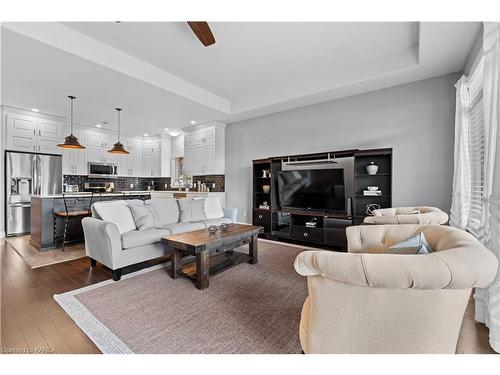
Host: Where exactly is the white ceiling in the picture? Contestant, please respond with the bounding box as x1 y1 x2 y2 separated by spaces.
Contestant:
1 22 480 135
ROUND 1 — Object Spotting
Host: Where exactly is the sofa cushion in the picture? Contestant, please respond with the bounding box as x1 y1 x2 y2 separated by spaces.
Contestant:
160 222 205 234
93 200 136 234
146 198 180 226
194 217 232 228
204 197 224 219
179 199 207 222
129 205 155 231
387 232 432 255
121 228 171 249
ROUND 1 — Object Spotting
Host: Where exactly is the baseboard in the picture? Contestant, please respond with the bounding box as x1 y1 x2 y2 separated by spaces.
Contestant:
0 231 5 239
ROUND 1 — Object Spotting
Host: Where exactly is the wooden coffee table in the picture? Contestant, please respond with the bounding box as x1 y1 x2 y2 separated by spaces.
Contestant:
161 224 264 290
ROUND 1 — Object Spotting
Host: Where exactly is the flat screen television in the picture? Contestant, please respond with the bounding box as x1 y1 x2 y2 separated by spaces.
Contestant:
277 169 345 212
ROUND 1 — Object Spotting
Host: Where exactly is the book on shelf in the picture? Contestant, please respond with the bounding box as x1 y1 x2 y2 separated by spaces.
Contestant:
363 190 382 196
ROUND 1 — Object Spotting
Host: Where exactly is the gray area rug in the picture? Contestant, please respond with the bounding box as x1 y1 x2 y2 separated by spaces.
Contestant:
54 240 309 354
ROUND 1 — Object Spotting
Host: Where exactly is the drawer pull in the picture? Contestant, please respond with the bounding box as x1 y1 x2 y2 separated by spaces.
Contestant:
258 215 263 219
303 232 309 237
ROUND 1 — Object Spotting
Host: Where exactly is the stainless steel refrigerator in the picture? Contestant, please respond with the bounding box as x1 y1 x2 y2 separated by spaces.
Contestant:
6 151 62 236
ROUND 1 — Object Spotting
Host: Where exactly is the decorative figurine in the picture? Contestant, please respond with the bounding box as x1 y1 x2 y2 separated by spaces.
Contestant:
208 225 218 234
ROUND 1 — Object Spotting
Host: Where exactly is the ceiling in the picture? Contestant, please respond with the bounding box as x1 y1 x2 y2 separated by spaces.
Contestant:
1 22 480 136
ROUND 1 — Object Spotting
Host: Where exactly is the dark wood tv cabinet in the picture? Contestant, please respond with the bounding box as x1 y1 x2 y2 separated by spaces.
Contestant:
252 148 392 251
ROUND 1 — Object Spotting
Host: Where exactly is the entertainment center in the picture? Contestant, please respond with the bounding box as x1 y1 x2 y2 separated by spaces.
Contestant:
252 148 392 250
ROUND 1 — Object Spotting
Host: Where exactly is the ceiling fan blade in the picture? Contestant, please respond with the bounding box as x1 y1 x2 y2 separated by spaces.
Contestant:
187 21 216 47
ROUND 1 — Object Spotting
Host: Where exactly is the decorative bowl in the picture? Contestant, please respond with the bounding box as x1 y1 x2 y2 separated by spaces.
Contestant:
220 223 230 232
208 225 218 234
367 186 379 191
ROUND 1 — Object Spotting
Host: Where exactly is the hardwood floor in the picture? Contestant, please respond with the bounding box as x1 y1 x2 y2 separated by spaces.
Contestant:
0 238 496 354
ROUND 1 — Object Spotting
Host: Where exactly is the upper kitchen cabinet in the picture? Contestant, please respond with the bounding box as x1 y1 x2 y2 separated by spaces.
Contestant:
86 130 118 164
116 136 143 176
62 126 87 175
183 122 225 176
4 110 64 155
142 138 161 177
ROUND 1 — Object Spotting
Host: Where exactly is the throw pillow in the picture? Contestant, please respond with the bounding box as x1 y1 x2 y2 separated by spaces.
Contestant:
178 199 207 222
146 198 180 226
190 199 207 221
129 205 155 231
93 201 136 234
204 197 224 219
387 232 433 255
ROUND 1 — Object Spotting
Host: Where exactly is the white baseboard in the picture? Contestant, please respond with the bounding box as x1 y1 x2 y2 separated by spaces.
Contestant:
0 231 5 239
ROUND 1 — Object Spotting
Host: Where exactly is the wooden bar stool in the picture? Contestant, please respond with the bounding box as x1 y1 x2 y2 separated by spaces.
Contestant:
54 192 94 251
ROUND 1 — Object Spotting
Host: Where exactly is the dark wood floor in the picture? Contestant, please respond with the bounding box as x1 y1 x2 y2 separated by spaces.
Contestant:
0 239 168 353
0 238 496 354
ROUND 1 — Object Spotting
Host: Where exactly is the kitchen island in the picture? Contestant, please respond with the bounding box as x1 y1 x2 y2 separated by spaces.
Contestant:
30 191 153 251
30 190 226 251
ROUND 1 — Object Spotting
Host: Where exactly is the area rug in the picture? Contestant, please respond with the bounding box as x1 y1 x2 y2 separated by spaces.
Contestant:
5 235 86 269
54 241 309 354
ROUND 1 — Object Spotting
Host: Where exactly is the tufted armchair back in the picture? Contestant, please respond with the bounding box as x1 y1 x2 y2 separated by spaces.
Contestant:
363 206 449 225
294 225 497 353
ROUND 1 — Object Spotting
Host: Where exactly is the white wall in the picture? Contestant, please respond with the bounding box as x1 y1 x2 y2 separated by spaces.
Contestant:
225 73 459 223
0 23 4 238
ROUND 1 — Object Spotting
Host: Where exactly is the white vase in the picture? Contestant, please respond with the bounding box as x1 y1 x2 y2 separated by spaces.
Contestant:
366 163 378 175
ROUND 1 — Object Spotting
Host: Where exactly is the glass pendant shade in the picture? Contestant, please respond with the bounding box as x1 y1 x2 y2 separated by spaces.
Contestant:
108 107 129 154
58 95 85 149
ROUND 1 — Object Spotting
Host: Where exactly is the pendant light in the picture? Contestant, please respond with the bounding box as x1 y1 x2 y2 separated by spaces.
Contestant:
108 108 129 154
58 96 86 149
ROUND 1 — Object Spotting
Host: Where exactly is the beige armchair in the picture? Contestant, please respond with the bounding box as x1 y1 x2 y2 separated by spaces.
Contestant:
294 225 498 353
363 206 449 225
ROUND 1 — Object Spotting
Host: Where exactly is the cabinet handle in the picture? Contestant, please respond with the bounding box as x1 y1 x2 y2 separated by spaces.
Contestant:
303 232 309 237
38 146 40 151
34 129 36 136
258 215 263 219
39 129 41 136
33 145 36 150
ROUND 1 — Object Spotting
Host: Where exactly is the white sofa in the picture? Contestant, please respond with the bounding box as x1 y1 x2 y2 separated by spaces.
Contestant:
294 224 498 353
82 198 237 280
363 206 449 225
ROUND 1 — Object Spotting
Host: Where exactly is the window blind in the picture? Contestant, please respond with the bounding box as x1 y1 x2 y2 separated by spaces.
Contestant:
466 59 485 235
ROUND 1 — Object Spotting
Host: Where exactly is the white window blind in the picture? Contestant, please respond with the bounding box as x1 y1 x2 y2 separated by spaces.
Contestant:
466 59 485 235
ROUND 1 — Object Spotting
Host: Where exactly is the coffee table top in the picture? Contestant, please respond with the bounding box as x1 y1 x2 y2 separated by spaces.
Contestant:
161 223 263 253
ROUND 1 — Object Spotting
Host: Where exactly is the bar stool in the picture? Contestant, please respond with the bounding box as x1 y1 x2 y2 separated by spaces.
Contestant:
54 192 94 251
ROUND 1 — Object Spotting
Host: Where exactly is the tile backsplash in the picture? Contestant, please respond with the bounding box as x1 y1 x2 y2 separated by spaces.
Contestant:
63 174 225 192
192 175 225 192
63 175 171 192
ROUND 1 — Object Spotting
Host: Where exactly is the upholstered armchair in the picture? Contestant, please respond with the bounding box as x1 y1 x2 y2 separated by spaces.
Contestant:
294 225 498 354
363 206 449 225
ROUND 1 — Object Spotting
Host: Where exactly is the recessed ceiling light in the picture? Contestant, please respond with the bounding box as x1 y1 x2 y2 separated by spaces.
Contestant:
95 124 102 128
164 128 169 131
31 108 39 112
169 131 180 137
190 120 196 125
144 133 148 137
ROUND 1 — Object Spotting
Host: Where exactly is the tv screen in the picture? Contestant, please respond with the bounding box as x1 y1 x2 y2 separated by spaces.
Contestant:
277 169 345 212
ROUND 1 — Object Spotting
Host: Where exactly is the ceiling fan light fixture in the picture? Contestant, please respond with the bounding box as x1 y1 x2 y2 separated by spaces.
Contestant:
58 95 85 149
108 107 129 154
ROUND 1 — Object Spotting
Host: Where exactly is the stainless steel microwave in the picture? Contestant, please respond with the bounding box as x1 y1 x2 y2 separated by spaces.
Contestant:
88 162 118 179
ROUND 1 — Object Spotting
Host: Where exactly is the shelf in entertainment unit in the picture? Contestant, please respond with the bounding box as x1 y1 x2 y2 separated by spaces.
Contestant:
355 173 391 176
355 195 390 198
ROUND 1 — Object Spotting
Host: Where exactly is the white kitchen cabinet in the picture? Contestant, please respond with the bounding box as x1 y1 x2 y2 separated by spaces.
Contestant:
5 111 64 154
142 151 161 177
62 127 87 175
183 123 225 176
5 112 38 152
36 118 64 154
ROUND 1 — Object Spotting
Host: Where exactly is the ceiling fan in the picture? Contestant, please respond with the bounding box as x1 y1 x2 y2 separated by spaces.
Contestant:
187 21 216 47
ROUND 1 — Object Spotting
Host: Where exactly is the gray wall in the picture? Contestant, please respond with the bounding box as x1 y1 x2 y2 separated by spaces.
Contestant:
225 73 459 223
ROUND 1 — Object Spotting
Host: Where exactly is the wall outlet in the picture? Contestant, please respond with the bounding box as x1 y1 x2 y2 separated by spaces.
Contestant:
212 183 216 188
130 183 134 189
165 183 168 189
